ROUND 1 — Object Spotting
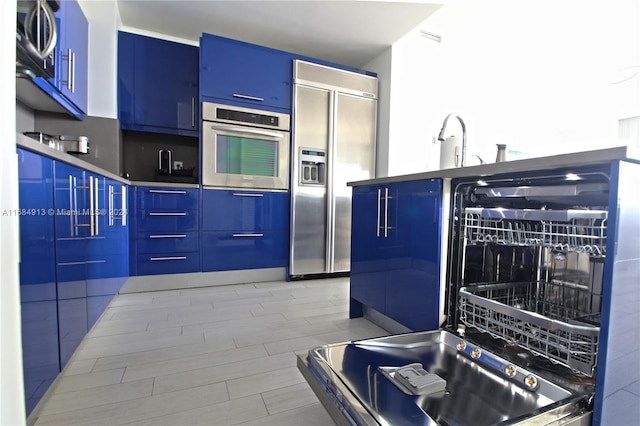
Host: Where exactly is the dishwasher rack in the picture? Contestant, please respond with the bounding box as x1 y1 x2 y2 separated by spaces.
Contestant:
463 208 607 256
459 281 600 376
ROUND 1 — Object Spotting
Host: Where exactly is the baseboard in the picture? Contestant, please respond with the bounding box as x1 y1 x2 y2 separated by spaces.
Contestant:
119 267 288 293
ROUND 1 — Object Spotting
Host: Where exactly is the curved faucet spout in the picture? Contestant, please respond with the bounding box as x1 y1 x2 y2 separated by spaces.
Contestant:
437 113 467 167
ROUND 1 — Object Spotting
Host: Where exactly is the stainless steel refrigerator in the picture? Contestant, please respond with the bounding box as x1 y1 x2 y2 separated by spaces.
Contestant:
289 60 378 277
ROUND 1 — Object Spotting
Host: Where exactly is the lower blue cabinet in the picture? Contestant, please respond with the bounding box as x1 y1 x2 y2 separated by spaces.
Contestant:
201 230 288 271
130 185 200 276
17 149 59 415
350 179 442 332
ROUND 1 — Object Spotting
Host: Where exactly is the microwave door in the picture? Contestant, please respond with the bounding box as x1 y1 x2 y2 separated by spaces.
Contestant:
202 124 290 190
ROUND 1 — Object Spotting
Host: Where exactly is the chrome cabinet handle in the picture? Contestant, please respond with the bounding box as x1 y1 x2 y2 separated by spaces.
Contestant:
232 233 264 237
191 97 196 128
149 234 186 239
148 189 187 194
121 186 127 227
232 94 264 102
376 189 381 237
232 193 264 197
85 260 107 264
209 125 284 139
108 185 114 226
71 50 76 93
93 176 99 236
63 48 72 90
384 187 389 238
150 256 187 261
148 212 187 216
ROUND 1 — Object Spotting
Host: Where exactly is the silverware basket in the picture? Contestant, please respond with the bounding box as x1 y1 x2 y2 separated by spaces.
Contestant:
459 281 600 376
463 208 608 257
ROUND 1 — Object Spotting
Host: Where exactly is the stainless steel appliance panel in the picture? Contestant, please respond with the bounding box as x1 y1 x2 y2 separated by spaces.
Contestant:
332 93 377 272
290 60 377 276
290 85 330 275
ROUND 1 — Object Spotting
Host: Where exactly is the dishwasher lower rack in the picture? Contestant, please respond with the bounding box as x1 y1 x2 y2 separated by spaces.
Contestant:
459 281 600 376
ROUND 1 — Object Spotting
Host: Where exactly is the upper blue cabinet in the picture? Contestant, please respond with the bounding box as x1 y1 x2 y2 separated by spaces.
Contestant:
200 33 293 113
56 0 88 115
118 32 199 136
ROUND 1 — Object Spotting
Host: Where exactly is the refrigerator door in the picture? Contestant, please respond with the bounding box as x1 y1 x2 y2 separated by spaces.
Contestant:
331 93 377 272
290 85 330 275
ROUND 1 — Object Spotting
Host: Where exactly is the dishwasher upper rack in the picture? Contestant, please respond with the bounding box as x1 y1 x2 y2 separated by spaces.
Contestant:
459 281 600 376
463 208 607 256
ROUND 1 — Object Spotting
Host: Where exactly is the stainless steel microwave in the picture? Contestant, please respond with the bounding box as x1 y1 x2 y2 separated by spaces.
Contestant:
202 102 290 190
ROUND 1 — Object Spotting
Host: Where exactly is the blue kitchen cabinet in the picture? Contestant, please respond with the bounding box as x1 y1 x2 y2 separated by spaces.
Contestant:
201 189 289 272
17 149 59 416
118 32 199 136
350 179 442 332
56 0 88 114
86 179 129 328
200 33 293 113
201 189 289 232
130 186 200 276
53 161 88 368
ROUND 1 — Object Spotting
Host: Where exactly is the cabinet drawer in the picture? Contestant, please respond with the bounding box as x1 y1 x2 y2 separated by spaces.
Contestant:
136 210 199 232
136 187 199 210
202 189 289 231
136 253 200 275
201 230 288 272
136 232 199 254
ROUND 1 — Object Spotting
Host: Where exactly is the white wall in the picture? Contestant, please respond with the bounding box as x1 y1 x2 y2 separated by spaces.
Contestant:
78 0 122 118
378 0 640 176
1 0 26 424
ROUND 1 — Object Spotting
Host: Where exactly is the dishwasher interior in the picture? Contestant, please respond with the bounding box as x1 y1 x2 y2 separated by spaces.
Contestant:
446 167 609 385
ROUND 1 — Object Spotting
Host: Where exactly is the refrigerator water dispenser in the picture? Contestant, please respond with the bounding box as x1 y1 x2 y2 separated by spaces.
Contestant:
300 148 326 186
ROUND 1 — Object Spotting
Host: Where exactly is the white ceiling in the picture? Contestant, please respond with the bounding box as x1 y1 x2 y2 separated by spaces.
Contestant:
116 1 443 68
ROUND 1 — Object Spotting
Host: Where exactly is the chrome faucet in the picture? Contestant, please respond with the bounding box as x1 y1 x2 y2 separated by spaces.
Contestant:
437 113 467 167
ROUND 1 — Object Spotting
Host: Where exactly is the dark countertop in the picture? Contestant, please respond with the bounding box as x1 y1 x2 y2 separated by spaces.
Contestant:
348 146 640 186
17 133 199 188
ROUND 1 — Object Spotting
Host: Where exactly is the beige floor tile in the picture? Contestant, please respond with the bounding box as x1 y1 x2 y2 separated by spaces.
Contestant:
91 338 236 372
52 368 125 393
152 353 296 395
74 333 205 360
226 366 305 399
261 382 318 415
35 382 229 426
236 402 333 426
122 344 268 382
123 394 268 426
39 378 153 416
62 358 97 376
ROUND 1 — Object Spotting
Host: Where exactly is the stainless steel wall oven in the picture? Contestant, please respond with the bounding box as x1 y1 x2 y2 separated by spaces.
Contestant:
201 102 290 190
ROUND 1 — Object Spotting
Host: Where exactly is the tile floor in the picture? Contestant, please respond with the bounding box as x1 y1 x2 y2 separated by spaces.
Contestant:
32 278 390 425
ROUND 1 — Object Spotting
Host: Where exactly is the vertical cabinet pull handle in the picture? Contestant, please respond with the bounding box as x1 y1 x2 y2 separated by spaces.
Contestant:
89 176 95 236
121 185 127 227
384 187 389 238
191 97 196 128
66 48 72 90
71 51 76 93
376 189 381 237
108 185 114 226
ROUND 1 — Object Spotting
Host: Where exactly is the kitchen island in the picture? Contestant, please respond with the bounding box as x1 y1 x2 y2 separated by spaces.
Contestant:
338 145 640 426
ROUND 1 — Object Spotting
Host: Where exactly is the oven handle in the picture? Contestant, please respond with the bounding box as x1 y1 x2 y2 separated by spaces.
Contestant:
209 125 284 139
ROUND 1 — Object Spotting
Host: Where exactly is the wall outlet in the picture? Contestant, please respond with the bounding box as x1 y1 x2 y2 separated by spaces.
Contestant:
173 161 183 170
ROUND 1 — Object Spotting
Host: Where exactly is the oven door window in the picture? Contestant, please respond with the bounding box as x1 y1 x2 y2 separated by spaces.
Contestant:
216 135 279 177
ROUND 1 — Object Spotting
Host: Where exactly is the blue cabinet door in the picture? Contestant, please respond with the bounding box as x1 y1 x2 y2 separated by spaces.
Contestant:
384 180 442 332
201 230 288 272
200 33 293 113
350 185 387 315
56 0 88 114
202 189 289 232
350 180 442 332
118 32 199 136
53 161 88 368
17 149 60 415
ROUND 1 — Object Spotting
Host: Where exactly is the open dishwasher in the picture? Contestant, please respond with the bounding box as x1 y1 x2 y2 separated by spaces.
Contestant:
298 159 640 426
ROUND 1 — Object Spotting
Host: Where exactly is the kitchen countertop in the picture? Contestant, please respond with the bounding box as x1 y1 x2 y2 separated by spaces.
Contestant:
348 146 640 186
17 133 129 184
17 133 199 188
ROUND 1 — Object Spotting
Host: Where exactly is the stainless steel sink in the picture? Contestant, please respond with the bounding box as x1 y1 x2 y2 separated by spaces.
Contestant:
299 330 591 425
